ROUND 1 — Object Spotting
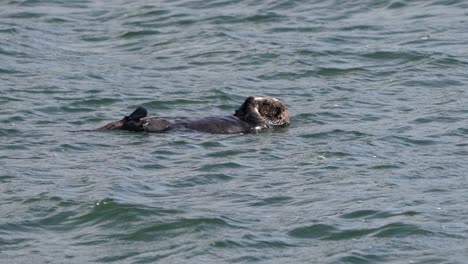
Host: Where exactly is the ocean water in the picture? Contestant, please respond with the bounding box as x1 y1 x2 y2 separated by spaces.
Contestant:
1 0 468 263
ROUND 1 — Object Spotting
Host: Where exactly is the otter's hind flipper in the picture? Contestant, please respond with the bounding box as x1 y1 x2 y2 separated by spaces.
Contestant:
98 106 148 131
125 106 148 121
120 106 148 131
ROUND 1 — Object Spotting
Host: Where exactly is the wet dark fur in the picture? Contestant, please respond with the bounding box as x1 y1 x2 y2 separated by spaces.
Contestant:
98 96 289 134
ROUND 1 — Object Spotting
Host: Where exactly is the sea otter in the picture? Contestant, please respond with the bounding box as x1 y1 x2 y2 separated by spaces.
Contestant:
98 96 289 134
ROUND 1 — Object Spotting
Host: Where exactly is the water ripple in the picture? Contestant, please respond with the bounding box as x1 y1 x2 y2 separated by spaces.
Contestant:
2 0 468 262
111 216 237 242
288 222 433 240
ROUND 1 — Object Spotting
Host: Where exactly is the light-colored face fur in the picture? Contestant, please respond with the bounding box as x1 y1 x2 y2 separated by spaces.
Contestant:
254 97 289 126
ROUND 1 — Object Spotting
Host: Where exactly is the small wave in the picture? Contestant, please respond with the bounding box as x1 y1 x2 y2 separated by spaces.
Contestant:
197 162 246 171
268 26 321 33
0 27 17 34
338 252 385 263
69 98 121 107
150 149 180 156
44 17 75 24
178 0 241 10
211 237 292 249
71 199 182 228
0 45 31 59
373 222 433 238
205 13 285 25
454 128 468 135
0 128 21 137
424 0 466 7
288 224 337 239
400 78 463 88
168 173 233 187
362 51 429 61
80 35 111 42
5 11 45 19
386 1 407 9
430 56 468 67
186 50 240 59
248 196 293 207
258 67 366 80
386 135 436 146
293 113 326 125
316 151 353 158
126 9 170 19
40 106 95 114
317 67 368 77
141 99 202 109
299 129 370 140
411 116 463 124
17 85 63 95
199 141 225 148
0 67 22 75
54 143 90 152
207 149 246 158
141 163 167 170
118 30 161 39
340 25 383 31
340 210 419 219
289 222 432 240
116 217 232 242
369 164 402 170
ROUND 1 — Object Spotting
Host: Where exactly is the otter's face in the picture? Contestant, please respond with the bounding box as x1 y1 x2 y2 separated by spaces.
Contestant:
234 96 289 128
256 97 289 127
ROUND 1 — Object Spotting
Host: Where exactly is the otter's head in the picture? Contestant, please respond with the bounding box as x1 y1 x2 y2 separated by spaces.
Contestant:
234 96 289 129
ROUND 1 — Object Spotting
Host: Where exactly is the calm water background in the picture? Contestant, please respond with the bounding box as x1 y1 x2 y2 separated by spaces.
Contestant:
1 0 468 263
